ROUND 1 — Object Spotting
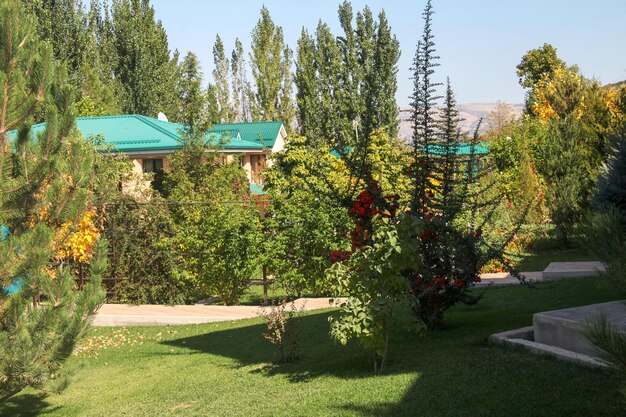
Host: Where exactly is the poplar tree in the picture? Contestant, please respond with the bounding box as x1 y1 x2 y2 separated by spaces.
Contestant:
249 6 295 131
0 0 105 401
231 38 252 122
212 35 233 122
177 52 208 134
295 28 320 139
294 1 400 147
21 0 90 86
105 0 179 117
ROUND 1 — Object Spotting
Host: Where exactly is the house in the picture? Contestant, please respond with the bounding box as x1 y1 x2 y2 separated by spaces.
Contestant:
25 114 288 194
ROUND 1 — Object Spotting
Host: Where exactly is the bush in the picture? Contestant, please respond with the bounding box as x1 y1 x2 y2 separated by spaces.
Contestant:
104 197 191 304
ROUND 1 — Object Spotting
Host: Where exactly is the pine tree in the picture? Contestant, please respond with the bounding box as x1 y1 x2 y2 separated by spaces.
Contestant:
212 35 233 123
0 0 105 401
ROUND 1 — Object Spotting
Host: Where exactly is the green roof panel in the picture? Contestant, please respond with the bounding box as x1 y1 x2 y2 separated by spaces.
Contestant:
11 115 278 153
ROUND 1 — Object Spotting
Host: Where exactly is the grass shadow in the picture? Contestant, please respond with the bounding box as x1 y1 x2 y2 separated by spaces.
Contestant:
0 392 60 417
161 310 379 382
162 279 623 416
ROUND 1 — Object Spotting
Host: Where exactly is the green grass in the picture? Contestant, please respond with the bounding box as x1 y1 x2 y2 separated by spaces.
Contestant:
3 278 624 417
239 282 288 306
516 247 598 271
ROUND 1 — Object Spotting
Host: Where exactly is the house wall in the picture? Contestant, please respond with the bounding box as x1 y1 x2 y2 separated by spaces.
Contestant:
122 152 265 195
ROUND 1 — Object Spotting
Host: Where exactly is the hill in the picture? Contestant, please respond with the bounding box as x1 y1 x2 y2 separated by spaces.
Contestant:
398 102 524 142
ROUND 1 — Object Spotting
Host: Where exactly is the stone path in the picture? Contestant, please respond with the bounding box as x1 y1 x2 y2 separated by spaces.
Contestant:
94 261 606 327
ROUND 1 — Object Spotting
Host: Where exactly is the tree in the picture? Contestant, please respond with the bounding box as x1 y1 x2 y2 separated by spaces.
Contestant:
104 0 180 117
484 102 518 139
177 52 208 133
231 38 253 122
212 35 233 123
0 0 105 401
536 119 596 243
22 0 90 86
594 129 626 214
263 136 351 296
516 43 566 90
409 0 442 215
294 1 400 145
249 6 295 131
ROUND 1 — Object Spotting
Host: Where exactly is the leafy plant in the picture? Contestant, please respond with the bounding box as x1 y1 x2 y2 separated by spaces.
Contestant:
260 299 303 363
329 199 422 371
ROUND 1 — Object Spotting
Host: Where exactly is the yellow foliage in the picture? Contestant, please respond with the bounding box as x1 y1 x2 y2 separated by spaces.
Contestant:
54 208 101 263
531 68 585 122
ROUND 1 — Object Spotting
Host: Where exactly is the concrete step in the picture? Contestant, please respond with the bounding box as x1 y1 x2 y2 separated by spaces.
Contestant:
542 261 606 280
533 300 626 356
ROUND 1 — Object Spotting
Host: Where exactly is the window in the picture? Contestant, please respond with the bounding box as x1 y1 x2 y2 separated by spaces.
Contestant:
143 158 164 173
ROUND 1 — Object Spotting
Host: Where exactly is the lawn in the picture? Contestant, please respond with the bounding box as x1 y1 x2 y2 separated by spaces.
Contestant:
516 247 598 272
2 277 624 417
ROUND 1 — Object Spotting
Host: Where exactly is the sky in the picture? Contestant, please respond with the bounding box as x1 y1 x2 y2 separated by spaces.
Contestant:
151 0 626 106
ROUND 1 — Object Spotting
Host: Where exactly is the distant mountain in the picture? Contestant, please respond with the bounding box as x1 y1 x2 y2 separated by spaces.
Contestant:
604 80 626 90
398 103 524 142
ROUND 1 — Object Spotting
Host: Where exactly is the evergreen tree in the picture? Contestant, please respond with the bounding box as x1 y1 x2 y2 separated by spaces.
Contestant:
409 0 442 214
212 35 233 122
249 6 295 131
594 131 626 214
0 0 105 401
405 0 512 329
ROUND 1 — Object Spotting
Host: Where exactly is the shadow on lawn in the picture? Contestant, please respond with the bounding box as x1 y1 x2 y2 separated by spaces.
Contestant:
161 311 382 382
0 393 60 417
160 282 624 417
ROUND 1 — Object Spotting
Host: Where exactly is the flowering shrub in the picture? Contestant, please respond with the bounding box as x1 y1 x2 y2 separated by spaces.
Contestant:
328 179 419 371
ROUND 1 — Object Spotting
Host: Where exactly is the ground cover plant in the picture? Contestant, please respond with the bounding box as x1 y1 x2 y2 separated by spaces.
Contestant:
1 277 623 417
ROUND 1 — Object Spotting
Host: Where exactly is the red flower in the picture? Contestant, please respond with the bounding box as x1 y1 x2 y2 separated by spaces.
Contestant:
454 278 464 289
432 277 446 286
329 250 352 263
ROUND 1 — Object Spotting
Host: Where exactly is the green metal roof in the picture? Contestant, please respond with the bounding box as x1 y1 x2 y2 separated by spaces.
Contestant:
213 121 284 148
425 142 490 155
19 115 282 153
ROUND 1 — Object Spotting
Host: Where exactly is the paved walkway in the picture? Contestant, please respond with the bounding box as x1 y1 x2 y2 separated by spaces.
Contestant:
93 261 606 327
479 261 605 286
93 297 345 327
